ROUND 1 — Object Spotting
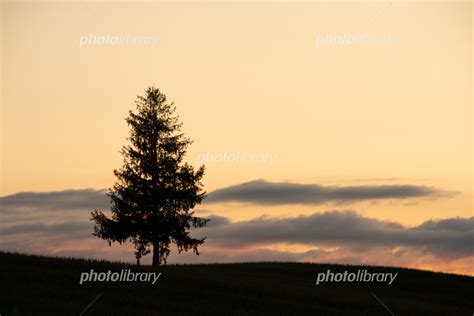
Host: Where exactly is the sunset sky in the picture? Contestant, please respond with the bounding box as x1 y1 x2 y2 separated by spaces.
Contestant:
1 1 472 275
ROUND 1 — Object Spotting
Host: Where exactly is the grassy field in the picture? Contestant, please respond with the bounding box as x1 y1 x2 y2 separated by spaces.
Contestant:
1 251 473 315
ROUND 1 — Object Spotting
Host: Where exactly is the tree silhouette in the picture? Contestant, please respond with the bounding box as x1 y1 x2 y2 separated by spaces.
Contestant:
91 87 208 267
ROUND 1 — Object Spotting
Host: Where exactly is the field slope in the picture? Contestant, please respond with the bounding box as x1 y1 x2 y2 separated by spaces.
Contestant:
0 252 473 315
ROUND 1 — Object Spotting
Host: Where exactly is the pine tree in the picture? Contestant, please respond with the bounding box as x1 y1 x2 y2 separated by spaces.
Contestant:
91 86 208 267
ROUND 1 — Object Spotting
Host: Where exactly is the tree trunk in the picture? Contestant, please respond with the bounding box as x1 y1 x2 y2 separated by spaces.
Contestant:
152 241 160 267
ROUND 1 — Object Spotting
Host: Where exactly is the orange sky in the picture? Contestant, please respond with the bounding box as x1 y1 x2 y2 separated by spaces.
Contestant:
1 0 472 274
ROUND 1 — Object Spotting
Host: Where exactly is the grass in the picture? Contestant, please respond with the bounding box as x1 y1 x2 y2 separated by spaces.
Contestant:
1 251 473 315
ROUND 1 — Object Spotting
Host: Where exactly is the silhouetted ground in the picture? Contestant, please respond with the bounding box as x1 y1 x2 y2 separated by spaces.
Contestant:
1 251 473 315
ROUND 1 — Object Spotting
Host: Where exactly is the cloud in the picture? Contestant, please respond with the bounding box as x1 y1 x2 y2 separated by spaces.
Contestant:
0 189 109 212
206 215 231 227
0 209 472 273
1 221 92 239
206 180 443 205
1 188 470 260
0 188 470 274
200 211 473 258
0 181 445 215
417 217 474 232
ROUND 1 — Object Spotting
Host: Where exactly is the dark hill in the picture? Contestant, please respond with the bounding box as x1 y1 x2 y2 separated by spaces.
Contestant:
1 252 472 315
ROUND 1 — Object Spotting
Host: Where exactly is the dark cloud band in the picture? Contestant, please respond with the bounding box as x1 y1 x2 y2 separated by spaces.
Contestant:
0 189 109 212
207 180 444 205
200 211 473 258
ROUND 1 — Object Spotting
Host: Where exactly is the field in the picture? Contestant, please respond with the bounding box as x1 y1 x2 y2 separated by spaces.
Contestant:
1 252 473 315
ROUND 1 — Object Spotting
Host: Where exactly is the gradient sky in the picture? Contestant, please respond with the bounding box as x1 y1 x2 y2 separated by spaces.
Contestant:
1 1 473 275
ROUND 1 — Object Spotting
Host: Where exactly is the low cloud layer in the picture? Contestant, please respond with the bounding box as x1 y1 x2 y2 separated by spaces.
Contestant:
201 211 473 258
1 187 471 275
1 221 92 240
0 189 109 212
206 180 443 205
0 180 444 215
